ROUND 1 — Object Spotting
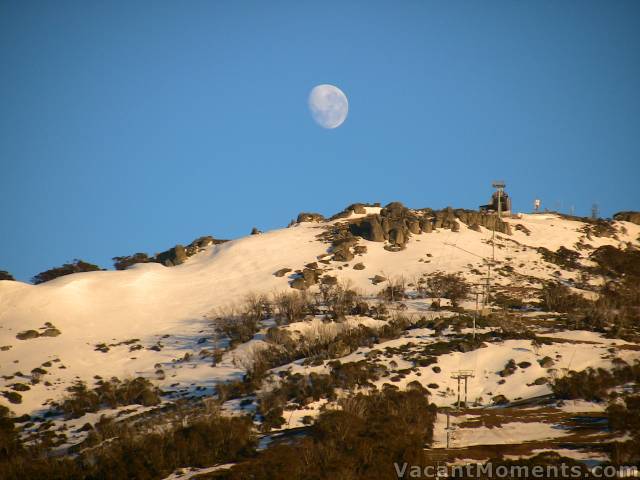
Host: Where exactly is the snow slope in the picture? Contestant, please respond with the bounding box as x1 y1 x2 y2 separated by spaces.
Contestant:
1 212 638 415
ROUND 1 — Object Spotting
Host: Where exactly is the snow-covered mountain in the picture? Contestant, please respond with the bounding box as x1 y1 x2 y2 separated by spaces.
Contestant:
1 206 638 416
2 203 640 477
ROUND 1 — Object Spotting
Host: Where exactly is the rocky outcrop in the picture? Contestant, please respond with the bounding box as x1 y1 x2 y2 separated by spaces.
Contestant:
155 235 227 267
343 202 513 251
156 245 188 267
331 236 359 262
289 266 321 290
454 209 512 235
274 268 292 277
297 212 325 223
348 201 422 249
329 202 381 220
349 215 385 242
290 278 307 290
614 211 640 225
185 236 223 256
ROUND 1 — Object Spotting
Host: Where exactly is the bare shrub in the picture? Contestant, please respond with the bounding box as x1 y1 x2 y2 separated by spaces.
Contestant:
425 272 470 307
273 290 310 325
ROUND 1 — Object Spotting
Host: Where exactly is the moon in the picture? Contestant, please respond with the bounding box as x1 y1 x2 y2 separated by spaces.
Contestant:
308 84 348 129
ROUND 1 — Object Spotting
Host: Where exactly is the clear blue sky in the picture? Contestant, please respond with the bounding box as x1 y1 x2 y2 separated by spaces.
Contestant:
1 1 639 281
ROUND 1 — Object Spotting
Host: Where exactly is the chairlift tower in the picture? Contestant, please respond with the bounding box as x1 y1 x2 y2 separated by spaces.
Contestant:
451 370 475 409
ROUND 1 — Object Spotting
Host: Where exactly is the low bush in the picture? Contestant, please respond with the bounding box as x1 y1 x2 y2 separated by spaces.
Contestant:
537 246 582 270
219 388 437 480
0 411 255 480
0 270 14 281
424 272 470 307
551 361 640 401
112 253 153 270
539 282 588 313
54 377 160 419
32 259 102 285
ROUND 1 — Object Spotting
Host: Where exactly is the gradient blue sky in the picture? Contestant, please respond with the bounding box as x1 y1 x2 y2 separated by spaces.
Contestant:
1 1 639 281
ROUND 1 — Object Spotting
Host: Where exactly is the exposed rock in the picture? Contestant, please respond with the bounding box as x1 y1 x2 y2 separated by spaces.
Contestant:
331 236 358 262
539 356 554 368
533 377 548 385
372 275 387 285
420 218 433 233
381 201 408 218
321 275 338 285
302 268 319 285
350 203 367 214
329 203 370 220
333 249 354 262
518 361 532 369
614 211 640 225
407 219 421 235
353 263 366 270
349 215 385 242
156 244 188 266
492 394 509 405
290 278 307 290
297 212 325 223
185 236 224 256
354 245 368 255
388 227 406 246
454 209 512 235
274 268 292 277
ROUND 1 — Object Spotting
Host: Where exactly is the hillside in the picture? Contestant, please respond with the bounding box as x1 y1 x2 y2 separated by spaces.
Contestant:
1 203 640 478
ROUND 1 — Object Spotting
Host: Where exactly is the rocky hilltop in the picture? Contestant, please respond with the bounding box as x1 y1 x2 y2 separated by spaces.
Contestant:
1 201 639 478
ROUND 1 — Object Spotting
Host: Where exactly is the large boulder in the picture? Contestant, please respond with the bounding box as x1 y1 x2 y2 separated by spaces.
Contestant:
614 211 640 225
407 219 421 234
290 278 307 290
302 268 319 285
420 218 433 233
453 209 512 235
156 245 188 266
388 227 406 246
349 215 385 242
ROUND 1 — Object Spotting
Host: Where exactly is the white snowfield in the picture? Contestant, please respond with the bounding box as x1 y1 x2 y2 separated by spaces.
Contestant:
0 211 638 416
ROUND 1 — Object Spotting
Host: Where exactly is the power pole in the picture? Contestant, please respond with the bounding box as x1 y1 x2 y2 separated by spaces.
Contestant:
591 203 599 220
